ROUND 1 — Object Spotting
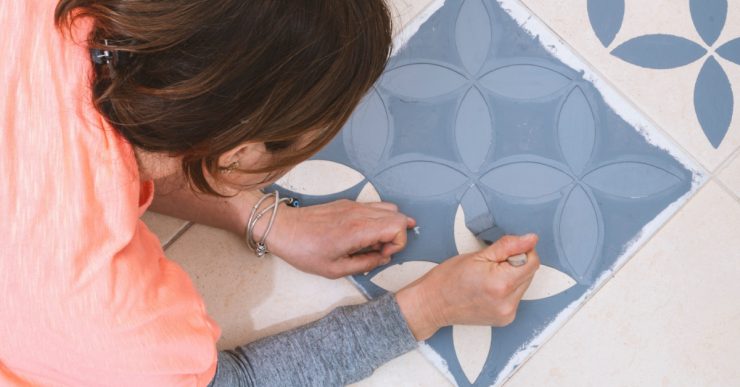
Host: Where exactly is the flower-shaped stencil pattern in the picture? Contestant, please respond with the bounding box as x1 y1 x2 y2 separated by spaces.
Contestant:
273 1 695 386
589 0 740 148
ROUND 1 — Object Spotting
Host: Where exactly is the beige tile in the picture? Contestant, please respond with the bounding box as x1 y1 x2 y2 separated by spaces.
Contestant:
140 211 189 247
505 182 740 386
519 0 740 171
165 224 367 350
351 350 452 387
718 150 740 199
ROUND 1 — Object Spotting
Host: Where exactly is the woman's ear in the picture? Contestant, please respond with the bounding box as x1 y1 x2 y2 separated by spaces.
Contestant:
217 142 269 171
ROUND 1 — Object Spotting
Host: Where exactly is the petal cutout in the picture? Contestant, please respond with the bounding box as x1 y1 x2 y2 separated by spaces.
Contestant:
690 0 727 46
454 205 488 255
453 325 492 384
583 161 683 198
346 90 389 172
370 261 438 292
481 162 572 199
382 63 468 99
356 182 381 203
521 265 577 300
556 185 602 281
479 65 571 99
456 0 492 75
611 34 707 69
558 87 596 175
375 161 468 196
275 160 365 196
455 88 493 172
694 56 734 148
587 0 625 47
717 37 740 65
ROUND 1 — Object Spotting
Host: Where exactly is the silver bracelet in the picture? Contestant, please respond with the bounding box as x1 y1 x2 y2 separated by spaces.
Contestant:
245 191 297 257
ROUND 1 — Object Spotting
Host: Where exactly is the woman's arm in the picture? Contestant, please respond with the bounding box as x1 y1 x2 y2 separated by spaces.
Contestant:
148 173 416 278
209 293 416 387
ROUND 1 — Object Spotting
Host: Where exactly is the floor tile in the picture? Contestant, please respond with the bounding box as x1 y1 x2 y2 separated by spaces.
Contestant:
505 181 740 386
351 350 452 387
388 0 436 35
140 211 189 247
269 0 701 384
165 224 367 350
718 150 740 199
520 0 740 171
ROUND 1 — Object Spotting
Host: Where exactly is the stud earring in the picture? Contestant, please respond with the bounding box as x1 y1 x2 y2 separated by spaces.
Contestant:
221 161 240 174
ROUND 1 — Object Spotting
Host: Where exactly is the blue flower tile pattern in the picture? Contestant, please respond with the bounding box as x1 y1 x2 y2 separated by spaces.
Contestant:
589 0 740 148
273 0 696 385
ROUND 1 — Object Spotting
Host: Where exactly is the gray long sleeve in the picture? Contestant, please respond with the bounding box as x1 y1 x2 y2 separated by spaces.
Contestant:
207 293 418 387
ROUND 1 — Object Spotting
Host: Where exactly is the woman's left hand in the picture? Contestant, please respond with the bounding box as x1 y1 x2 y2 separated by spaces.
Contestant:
265 199 416 279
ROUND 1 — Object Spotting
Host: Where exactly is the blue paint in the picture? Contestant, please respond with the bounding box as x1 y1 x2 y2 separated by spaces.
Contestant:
690 0 727 46
717 37 740 65
611 34 707 69
587 0 625 47
695 56 734 148
593 1 738 147
274 1 695 385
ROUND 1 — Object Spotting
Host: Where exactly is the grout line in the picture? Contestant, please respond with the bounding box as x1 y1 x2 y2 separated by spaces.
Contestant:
163 221 194 251
713 145 740 177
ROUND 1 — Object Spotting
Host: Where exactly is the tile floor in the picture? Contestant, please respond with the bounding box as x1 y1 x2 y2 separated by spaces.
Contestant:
143 0 740 385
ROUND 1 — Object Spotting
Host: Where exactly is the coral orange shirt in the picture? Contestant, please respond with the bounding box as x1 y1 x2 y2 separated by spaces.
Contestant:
0 2 220 386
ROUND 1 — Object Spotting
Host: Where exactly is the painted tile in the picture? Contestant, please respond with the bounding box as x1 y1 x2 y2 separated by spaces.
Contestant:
140 211 189 247
718 150 740 199
505 182 740 386
520 0 740 170
351 351 453 387
388 0 438 34
271 1 703 385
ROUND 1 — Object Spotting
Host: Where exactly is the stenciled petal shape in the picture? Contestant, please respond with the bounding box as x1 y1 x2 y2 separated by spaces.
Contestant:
275 160 365 196
370 261 438 292
521 265 577 300
356 182 382 203
556 185 602 281
558 87 596 175
587 0 625 47
454 205 488 255
694 56 733 148
717 37 740 65
480 65 571 99
481 162 572 199
382 64 467 99
456 0 492 75
453 325 492 384
375 161 468 196
584 161 683 198
455 88 493 172
611 34 707 69
690 0 727 46
346 89 389 172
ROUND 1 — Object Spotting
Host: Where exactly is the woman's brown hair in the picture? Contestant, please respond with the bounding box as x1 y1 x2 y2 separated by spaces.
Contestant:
54 0 392 195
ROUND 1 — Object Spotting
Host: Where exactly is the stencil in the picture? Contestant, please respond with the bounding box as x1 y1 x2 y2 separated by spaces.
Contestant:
273 0 703 385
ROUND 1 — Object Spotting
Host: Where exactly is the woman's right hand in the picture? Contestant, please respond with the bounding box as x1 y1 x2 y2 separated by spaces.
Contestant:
395 234 540 340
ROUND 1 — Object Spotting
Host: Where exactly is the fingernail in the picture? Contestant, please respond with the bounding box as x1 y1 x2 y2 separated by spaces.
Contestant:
523 233 537 239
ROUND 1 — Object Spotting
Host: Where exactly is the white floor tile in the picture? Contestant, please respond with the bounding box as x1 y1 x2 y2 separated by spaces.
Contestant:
504 181 740 386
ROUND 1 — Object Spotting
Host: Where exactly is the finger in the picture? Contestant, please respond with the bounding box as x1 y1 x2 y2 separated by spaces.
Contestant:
337 253 389 276
375 217 409 257
498 249 541 287
407 217 417 228
509 270 536 302
478 234 538 263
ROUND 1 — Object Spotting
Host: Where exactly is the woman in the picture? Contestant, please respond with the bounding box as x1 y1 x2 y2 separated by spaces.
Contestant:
0 0 540 385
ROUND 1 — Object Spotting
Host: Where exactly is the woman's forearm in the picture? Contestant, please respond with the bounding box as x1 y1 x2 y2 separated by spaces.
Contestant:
148 173 284 239
208 293 418 387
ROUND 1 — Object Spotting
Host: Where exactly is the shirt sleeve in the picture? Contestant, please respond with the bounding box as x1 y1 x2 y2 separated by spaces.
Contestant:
207 293 418 387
